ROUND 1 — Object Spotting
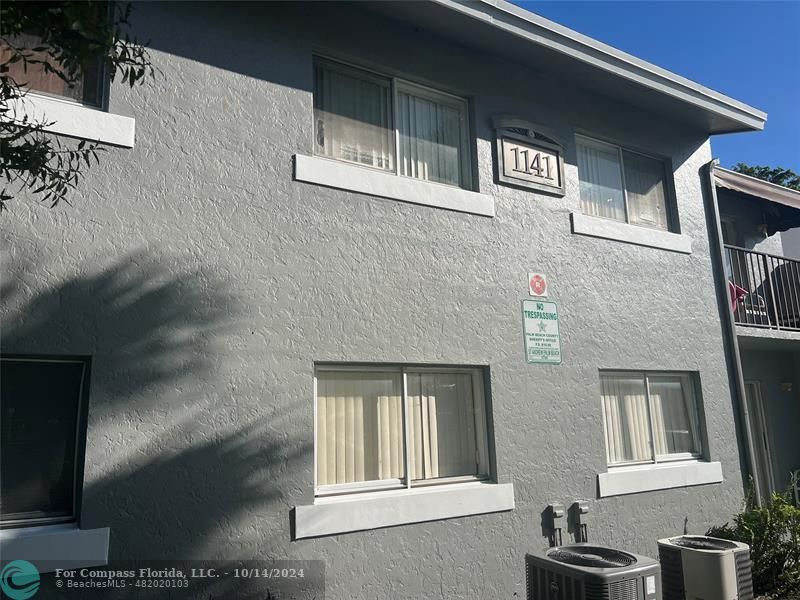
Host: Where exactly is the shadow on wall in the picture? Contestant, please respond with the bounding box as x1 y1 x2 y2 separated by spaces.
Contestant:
85 413 311 560
1 251 312 594
1 249 233 411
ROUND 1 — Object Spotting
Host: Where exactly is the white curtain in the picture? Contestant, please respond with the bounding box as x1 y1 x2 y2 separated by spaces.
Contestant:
602 373 700 464
397 90 464 187
601 374 651 464
649 376 699 456
316 371 403 486
577 139 626 221
623 151 669 230
313 63 394 171
406 372 477 480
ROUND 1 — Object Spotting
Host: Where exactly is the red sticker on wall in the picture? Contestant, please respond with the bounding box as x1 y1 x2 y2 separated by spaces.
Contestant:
529 273 548 297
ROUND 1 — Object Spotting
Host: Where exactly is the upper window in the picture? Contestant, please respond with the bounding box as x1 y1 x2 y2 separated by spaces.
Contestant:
313 58 473 189
576 136 672 231
600 371 703 467
0 32 105 107
1 356 90 527
314 366 490 496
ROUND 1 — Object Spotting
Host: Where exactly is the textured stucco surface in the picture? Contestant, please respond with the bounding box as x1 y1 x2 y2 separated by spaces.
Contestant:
1 2 747 598
783 227 800 259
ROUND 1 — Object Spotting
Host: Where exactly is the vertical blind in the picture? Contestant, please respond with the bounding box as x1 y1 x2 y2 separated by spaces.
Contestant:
406 372 477 480
315 371 404 486
313 59 471 189
576 137 670 231
576 139 626 221
315 369 486 490
601 372 700 465
397 89 465 187
314 62 394 171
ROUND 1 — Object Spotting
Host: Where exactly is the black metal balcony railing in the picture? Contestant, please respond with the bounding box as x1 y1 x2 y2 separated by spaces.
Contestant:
725 245 800 331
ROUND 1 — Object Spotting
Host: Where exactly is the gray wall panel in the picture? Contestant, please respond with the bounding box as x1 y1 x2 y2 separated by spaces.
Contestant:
0 3 745 597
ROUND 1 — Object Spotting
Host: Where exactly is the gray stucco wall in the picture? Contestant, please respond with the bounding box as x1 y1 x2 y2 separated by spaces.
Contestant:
782 227 800 260
740 348 800 491
1 2 746 597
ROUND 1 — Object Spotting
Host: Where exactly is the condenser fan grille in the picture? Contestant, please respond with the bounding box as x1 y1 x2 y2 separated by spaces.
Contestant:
547 545 637 568
671 536 737 551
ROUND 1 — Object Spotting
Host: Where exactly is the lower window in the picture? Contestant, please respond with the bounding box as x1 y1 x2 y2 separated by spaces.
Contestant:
600 371 703 466
0 356 90 527
314 366 490 496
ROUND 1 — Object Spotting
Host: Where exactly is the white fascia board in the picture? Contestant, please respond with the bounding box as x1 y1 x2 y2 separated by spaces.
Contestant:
0 524 110 573
598 461 723 497
294 481 514 539
6 94 135 148
294 154 495 217
433 0 766 132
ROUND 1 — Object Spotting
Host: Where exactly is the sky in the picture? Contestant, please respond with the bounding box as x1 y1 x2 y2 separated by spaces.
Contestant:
515 1 800 171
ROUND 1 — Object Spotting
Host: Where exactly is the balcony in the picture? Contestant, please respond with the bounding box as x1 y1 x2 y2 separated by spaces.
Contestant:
725 245 800 331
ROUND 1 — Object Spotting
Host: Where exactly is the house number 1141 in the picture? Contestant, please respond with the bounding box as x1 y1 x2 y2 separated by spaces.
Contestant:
511 147 554 180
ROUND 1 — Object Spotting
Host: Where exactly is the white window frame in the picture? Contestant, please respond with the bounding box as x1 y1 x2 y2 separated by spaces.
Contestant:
599 370 704 469
575 134 674 232
313 56 474 190
313 365 490 498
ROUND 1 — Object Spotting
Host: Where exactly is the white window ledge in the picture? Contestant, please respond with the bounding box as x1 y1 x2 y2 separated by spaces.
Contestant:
294 481 514 539
0 523 110 573
293 154 494 217
6 94 135 148
571 212 693 254
598 461 722 497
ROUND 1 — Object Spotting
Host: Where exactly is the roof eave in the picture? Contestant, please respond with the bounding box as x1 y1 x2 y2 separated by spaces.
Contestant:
432 0 767 134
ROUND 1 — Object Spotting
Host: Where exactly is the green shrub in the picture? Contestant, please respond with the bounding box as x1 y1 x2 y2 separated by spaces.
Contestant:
707 480 800 597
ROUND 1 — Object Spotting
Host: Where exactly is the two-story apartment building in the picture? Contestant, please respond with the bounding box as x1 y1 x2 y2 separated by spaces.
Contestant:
0 1 775 597
710 166 800 504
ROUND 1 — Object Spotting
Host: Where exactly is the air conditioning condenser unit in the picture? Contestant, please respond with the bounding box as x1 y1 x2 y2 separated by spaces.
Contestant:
526 543 661 600
657 535 753 600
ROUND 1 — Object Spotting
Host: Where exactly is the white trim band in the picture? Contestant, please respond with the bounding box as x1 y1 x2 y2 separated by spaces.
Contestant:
293 154 495 217
571 212 693 254
6 94 135 148
598 461 723 497
294 481 514 539
0 523 110 573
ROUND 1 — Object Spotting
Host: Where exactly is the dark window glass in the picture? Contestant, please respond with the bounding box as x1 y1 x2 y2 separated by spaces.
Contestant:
1 358 88 525
0 32 105 107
